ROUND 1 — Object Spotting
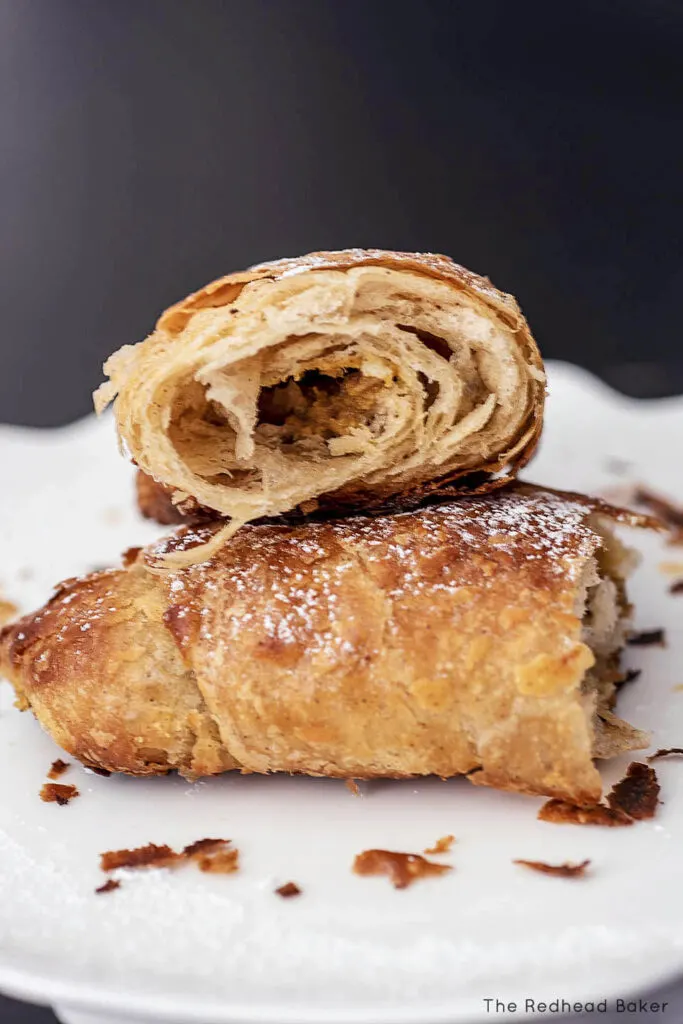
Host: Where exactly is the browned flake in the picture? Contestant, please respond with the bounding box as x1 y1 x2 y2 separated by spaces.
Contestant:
275 882 302 898
607 762 660 821
47 759 70 780
40 783 79 806
539 761 660 827
538 799 632 827
100 843 179 872
627 629 666 647
182 837 231 858
196 848 239 874
514 858 591 878
345 779 360 796
618 668 642 688
181 837 237 873
648 748 683 762
95 879 121 895
353 849 452 889
634 487 683 538
424 834 455 854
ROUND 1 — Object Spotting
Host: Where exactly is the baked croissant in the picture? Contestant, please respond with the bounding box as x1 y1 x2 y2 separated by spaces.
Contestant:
96 250 545 533
0 486 649 803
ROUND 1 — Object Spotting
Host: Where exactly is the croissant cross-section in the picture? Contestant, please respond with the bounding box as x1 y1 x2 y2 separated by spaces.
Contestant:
95 250 545 525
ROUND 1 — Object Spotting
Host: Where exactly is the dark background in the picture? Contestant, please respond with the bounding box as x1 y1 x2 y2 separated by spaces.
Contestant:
2 0 682 1020
2 0 683 432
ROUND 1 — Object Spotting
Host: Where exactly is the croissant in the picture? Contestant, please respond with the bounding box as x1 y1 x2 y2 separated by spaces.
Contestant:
96 250 545 535
0 486 649 803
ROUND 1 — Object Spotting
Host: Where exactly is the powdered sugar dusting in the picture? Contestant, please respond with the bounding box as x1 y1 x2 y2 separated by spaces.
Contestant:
145 489 606 676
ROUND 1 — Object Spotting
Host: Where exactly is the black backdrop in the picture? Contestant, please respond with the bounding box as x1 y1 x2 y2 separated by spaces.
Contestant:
1 0 683 430
1 1 682 1021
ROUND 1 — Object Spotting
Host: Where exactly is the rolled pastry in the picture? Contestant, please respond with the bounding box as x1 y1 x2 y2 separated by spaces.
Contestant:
96 250 545 534
0 486 649 803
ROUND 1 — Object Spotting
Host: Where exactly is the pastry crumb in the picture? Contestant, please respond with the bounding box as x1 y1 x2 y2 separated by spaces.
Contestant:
634 487 683 543
627 628 665 647
101 838 238 875
47 759 70 780
424 834 455 854
183 839 237 874
648 748 683 762
607 762 660 820
196 848 239 874
353 849 452 889
95 879 121 895
100 843 179 872
514 858 591 878
345 779 360 796
182 838 231 858
40 783 79 806
539 761 660 827
617 668 642 690
275 881 302 898
538 800 632 827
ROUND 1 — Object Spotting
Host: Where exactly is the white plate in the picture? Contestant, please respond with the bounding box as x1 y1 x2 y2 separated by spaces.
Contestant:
1 362 683 1024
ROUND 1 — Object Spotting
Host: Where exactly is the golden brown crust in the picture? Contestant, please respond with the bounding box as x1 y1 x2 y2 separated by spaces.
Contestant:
1 568 235 778
1 486 646 799
633 486 683 543
157 249 530 338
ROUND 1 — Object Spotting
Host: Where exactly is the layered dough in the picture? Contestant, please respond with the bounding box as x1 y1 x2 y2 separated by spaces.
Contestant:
0 486 649 803
96 250 545 529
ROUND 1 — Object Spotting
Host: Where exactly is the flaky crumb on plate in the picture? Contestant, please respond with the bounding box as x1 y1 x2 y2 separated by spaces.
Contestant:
353 849 452 889
514 859 591 878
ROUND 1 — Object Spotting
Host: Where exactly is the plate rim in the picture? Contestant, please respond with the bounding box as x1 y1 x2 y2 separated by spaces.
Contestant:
2 957 683 1024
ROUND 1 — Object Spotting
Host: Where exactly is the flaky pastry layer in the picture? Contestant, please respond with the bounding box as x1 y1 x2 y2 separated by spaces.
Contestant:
96 250 545 526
